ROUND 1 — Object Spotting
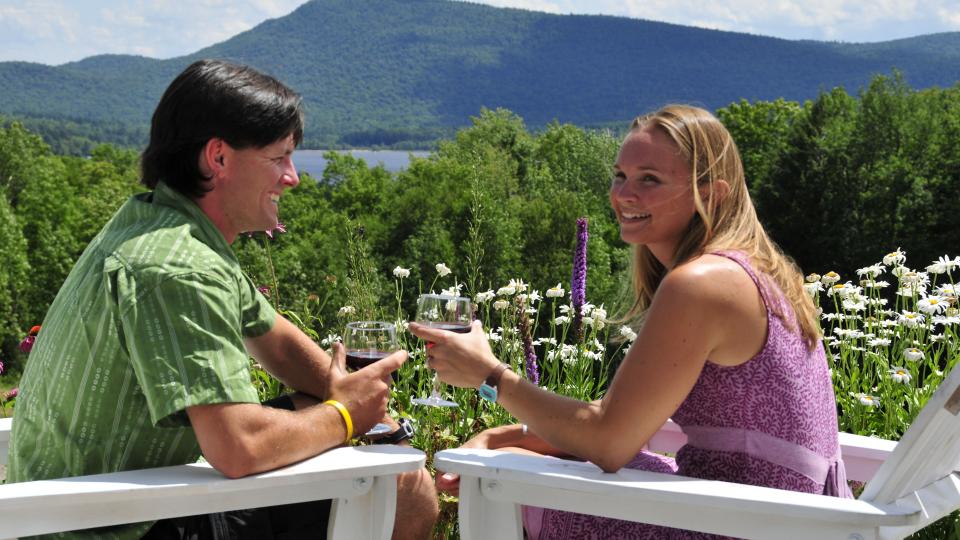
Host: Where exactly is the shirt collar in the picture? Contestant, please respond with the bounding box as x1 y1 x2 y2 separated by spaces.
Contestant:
152 181 238 263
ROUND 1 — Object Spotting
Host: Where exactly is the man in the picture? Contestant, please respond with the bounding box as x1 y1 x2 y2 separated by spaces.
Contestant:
8 59 438 539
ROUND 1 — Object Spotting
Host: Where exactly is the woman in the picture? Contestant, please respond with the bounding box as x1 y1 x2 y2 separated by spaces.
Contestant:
410 105 850 539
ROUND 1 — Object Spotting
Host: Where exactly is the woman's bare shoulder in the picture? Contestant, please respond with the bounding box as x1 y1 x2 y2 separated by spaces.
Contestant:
663 254 757 299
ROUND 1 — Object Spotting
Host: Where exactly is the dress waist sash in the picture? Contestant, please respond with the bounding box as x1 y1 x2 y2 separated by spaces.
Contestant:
681 425 853 498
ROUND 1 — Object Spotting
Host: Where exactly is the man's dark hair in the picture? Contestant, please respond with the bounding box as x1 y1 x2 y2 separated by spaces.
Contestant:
140 59 304 198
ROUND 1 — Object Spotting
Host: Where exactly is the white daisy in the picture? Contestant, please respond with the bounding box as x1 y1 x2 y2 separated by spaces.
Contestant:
803 281 824 297
888 367 912 384
857 264 884 278
435 263 452 277
903 348 924 362
474 290 495 303
882 248 906 266
854 393 881 407
392 266 410 278
820 272 841 285
917 295 948 315
898 311 925 328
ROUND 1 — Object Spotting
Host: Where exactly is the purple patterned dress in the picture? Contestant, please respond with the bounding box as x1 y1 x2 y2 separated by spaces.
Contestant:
524 251 851 540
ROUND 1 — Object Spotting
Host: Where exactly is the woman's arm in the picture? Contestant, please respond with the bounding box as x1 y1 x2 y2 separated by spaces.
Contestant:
411 257 762 472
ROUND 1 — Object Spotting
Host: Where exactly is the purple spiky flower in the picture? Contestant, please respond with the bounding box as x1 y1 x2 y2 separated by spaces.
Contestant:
517 299 540 386
571 217 588 342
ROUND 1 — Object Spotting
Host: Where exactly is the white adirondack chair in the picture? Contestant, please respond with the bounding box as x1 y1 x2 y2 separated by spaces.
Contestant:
436 363 960 539
0 417 424 540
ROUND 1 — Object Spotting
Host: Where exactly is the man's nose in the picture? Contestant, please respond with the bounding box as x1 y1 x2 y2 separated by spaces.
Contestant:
282 156 299 187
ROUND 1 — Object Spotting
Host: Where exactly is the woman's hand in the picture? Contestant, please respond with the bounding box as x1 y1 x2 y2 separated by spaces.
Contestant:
435 429 496 496
435 424 566 495
408 320 501 388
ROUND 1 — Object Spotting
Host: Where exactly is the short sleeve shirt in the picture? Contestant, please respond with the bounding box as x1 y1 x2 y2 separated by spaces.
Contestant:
7 181 277 540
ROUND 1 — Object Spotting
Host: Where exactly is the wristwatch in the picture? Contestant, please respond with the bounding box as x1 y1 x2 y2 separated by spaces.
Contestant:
373 418 414 445
478 363 509 402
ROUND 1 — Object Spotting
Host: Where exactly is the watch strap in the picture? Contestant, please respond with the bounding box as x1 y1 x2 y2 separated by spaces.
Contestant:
478 363 509 402
485 363 508 389
373 418 414 445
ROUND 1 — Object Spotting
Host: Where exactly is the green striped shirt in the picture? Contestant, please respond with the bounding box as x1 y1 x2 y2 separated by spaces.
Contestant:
8 182 276 539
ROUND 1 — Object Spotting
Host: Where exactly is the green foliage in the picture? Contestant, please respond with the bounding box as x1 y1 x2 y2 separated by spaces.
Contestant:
0 122 140 363
730 75 960 278
0 196 29 365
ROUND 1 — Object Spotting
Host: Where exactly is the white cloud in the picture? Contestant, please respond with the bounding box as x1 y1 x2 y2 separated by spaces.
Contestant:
939 6 960 29
483 0 959 42
0 0 309 64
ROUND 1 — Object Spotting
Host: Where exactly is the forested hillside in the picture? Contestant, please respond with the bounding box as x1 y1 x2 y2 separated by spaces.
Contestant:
1 0 959 152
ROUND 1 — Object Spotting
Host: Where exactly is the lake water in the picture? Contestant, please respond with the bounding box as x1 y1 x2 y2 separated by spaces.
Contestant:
294 149 429 177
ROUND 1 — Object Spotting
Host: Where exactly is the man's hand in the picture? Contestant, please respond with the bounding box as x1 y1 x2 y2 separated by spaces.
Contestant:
325 342 407 436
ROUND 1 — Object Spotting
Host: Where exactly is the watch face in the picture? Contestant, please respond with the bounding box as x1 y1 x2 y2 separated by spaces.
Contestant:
478 384 498 402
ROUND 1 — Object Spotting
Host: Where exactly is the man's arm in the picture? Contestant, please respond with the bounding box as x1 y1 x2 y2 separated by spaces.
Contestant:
244 314 333 399
188 343 407 478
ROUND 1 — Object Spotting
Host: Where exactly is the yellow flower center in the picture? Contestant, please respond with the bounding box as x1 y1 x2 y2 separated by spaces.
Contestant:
930 299 939 305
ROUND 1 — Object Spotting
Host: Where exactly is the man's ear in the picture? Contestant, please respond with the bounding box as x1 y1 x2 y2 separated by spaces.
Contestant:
199 138 226 178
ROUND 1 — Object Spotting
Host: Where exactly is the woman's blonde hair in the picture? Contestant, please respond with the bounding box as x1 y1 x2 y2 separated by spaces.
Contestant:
621 104 820 348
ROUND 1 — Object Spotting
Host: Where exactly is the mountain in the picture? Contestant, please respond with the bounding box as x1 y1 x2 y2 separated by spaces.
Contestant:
1 0 959 149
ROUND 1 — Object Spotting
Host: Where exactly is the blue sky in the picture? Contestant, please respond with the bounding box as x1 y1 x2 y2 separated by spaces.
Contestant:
1 0 958 65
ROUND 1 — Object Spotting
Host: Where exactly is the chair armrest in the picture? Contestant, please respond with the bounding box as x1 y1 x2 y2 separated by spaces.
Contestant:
436 448 918 540
0 445 424 540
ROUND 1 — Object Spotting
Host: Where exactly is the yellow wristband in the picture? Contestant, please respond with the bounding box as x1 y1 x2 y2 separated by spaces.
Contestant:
324 400 353 443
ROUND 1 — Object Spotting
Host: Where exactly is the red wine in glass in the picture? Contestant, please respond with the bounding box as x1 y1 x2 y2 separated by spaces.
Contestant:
345 350 391 370
425 322 471 334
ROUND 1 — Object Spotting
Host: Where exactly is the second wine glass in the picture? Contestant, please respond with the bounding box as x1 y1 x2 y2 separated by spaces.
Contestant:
344 321 397 435
412 294 472 407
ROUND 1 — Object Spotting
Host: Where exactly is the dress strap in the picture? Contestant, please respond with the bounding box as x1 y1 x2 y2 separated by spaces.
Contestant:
682 425 852 497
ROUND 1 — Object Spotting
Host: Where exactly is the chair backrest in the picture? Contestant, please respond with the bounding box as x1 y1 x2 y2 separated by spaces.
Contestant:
861 364 960 504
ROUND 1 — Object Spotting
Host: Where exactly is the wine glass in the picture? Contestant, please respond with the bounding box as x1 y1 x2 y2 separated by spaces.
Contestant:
411 294 472 407
344 321 397 436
